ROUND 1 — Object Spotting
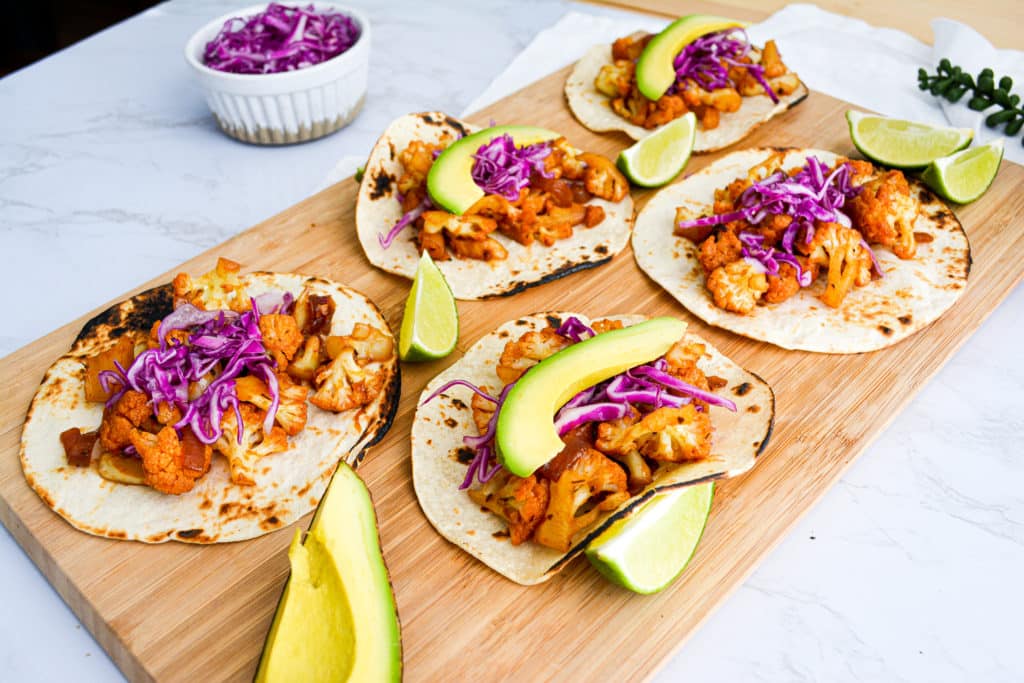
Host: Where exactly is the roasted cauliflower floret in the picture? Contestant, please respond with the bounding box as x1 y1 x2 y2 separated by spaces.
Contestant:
99 390 151 452
470 389 497 436
235 374 309 436
663 340 710 392
449 236 508 261
496 327 572 384
130 426 203 495
596 405 712 463
172 257 245 311
215 404 289 486
846 169 917 260
258 313 303 370
579 152 629 202
547 138 586 180
591 318 624 334
468 471 550 545
533 448 630 552
310 324 392 413
397 137 450 194
698 229 744 273
595 60 634 98
421 210 497 241
706 260 769 314
801 222 872 308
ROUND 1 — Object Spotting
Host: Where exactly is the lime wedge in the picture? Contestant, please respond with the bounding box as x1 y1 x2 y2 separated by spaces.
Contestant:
921 139 1003 204
846 110 973 169
616 113 697 188
586 482 713 594
399 252 458 362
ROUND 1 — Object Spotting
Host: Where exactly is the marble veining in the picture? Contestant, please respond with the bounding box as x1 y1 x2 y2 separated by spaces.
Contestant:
1 1 1021 681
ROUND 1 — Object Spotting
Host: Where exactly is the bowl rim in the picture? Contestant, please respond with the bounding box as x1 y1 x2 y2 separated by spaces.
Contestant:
184 2 370 82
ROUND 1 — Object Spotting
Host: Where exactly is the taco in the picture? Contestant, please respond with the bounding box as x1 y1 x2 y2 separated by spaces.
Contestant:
632 148 971 353
20 258 400 543
355 112 634 299
411 312 773 585
565 21 808 152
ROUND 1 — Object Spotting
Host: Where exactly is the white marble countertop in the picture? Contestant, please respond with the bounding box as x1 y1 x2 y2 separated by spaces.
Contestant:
2 1 1022 680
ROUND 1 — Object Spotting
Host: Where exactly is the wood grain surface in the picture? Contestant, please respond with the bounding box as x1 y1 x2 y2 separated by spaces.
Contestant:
592 0 1021 48
1 66 1022 682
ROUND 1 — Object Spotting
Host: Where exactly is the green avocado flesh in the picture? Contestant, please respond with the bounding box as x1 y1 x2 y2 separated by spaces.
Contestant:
255 463 401 683
426 125 560 215
635 14 747 101
496 317 688 477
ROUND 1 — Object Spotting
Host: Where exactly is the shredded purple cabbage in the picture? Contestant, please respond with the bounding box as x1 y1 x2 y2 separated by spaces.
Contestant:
378 198 431 249
555 316 595 342
671 28 778 103
470 134 552 201
679 156 865 290
423 316 737 488
203 3 361 75
100 301 281 447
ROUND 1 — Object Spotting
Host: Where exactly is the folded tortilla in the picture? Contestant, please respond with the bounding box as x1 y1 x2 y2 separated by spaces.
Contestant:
411 312 774 585
565 40 808 152
20 272 400 544
632 148 972 353
355 112 635 299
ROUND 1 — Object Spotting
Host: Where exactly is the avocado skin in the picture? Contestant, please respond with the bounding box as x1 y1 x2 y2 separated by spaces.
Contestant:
255 463 402 683
426 125 559 214
496 317 688 477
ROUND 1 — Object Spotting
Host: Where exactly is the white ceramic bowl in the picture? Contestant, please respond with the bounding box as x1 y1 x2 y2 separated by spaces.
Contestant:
185 3 370 144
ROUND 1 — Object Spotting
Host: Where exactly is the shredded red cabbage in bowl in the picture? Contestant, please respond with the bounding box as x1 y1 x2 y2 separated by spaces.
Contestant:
203 3 361 75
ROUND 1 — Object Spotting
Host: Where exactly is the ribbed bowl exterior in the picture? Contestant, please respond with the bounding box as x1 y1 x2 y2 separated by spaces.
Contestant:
185 3 369 145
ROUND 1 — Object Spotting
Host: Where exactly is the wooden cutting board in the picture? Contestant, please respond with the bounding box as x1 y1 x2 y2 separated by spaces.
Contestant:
1 66 1022 682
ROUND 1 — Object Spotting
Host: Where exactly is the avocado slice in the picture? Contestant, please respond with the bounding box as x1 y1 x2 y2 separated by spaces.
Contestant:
255 463 401 683
635 14 747 101
495 317 688 477
426 125 560 215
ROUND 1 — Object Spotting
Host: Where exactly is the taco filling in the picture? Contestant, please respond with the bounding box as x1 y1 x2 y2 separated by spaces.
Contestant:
379 133 628 262
422 316 736 553
676 153 921 314
595 29 800 132
59 258 396 496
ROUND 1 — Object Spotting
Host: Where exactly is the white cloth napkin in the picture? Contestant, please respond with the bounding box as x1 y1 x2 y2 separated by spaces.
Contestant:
324 2 1024 186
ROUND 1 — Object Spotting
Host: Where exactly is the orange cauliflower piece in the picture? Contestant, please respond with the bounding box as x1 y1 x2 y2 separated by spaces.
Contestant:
309 324 393 413
172 257 246 311
533 448 630 552
801 222 873 308
706 260 769 314
595 60 634 98
99 390 150 452
467 471 550 545
235 374 309 436
596 405 712 463
496 327 572 384
215 403 289 486
846 169 918 260
258 313 303 369
579 152 629 202
130 426 202 495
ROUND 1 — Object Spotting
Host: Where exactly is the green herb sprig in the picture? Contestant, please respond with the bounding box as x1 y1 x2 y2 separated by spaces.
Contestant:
918 59 1024 145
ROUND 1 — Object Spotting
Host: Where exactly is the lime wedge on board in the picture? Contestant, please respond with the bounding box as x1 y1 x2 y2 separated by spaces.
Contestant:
586 482 714 594
399 252 458 362
846 110 973 169
617 113 697 188
921 139 1003 204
